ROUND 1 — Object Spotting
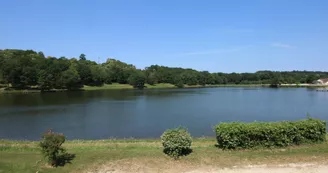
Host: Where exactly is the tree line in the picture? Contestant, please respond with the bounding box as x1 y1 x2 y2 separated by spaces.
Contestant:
0 49 327 90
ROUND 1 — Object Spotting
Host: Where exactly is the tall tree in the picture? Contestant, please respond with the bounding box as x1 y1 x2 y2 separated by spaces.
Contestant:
90 65 106 86
79 54 86 61
59 64 82 90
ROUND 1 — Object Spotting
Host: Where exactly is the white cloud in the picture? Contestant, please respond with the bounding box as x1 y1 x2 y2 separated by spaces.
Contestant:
271 43 295 49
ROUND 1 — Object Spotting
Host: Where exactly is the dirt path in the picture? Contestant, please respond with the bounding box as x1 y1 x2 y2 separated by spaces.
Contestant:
189 164 328 173
87 159 328 173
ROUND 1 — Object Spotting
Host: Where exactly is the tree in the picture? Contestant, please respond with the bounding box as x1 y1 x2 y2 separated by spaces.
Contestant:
77 61 92 85
90 65 106 86
0 49 41 89
270 75 282 88
103 59 136 84
0 71 4 84
128 70 146 89
79 54 86 61
38 51 45 58
306 74 318 84
59 64 82 90
146 72 158 85
38 70 54 91
2 49 328 91
173 75 184 88
197 71 211 86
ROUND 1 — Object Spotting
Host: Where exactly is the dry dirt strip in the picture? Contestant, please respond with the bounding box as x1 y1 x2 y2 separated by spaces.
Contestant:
188 165 328 173
88 162 328 173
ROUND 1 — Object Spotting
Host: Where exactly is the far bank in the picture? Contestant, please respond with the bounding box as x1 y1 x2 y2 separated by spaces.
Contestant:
1 83 327 94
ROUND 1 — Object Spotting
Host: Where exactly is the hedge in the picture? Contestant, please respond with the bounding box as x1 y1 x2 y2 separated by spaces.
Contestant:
161 127 192 159
215 118 326 149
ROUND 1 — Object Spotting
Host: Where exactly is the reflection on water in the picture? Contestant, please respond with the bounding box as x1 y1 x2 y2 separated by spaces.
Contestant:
0 88 327 140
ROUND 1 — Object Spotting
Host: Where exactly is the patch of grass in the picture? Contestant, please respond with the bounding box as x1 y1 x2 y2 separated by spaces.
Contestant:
1 137 328 173
144 83 176 89
83 83 133 90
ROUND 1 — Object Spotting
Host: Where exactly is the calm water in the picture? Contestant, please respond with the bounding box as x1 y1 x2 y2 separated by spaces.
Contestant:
0 88 327 140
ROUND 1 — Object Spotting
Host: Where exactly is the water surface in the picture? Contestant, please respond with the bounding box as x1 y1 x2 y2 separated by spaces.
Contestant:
0 88 327 140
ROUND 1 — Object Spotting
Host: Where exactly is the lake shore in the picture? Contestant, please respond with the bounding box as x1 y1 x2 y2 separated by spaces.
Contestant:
1 137 328 173
1 83 327 94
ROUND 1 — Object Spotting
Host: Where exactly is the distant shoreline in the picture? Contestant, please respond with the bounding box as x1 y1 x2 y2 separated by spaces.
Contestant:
1 83 327 94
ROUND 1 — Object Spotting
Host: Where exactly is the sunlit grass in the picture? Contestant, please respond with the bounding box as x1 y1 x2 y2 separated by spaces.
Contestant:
1 136 328 173
144 83 176 89
83 83 133 90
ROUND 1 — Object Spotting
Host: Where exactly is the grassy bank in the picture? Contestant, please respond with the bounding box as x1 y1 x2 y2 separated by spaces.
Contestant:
0 83 270 93
1 137 328 173
0 83 263 93
1 83 328 94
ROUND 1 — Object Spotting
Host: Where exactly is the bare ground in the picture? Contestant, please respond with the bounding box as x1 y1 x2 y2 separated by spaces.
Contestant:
86 158 328 173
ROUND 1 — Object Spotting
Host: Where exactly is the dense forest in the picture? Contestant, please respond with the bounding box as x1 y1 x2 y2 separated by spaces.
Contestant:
0 49 327 90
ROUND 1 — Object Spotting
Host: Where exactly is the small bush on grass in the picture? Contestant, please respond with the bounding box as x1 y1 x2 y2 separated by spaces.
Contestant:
215 117 326 150
161 127 192 159
39 130 75 167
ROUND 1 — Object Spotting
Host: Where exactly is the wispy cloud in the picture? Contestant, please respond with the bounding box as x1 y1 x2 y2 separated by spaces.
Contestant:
271 43 295 49
175 45 253 57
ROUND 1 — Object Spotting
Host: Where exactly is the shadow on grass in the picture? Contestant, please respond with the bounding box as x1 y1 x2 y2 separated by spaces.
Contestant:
163 148 193 158
56 153 76 167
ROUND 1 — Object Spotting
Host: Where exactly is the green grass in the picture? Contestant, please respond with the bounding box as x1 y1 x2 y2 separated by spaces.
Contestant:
144 83 176 89
1 137 328 173
83 83 133 90
1 83 328 94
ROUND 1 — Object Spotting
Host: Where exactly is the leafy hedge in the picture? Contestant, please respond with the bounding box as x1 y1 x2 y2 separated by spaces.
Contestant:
161 127 192 159
215 118 326 149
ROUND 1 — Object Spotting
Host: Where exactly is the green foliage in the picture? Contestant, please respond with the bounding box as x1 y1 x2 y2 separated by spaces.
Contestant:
39 130 67 166
215 118 326 150
173 75 185 88
175 81 184 88
90 65 106 86
59 64 82 90
79 53 86 61
38 70 54 91
128 70 146 89
0 50 41 88
77 61 92 85
146 72 158 85
103 59 136 84
1 49 328 91
270 75 282 88
161 128 192 159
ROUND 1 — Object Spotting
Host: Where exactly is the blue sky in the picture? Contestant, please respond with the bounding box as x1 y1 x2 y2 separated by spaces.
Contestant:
1 0 328 72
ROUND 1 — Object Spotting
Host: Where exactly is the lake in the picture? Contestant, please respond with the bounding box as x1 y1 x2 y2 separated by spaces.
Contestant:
0 88 327 140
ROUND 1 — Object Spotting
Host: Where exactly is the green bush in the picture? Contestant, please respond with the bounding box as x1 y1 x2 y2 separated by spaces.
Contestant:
175 81 184 88
161 127 192 159
39 130 70 166
127 70 146 89
215 117 326 150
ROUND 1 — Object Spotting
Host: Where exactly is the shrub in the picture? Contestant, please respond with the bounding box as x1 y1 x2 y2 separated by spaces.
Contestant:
175 81 184 88
128 71 146 89
161 127 192 159
215 117 326 150
39 130 67 166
